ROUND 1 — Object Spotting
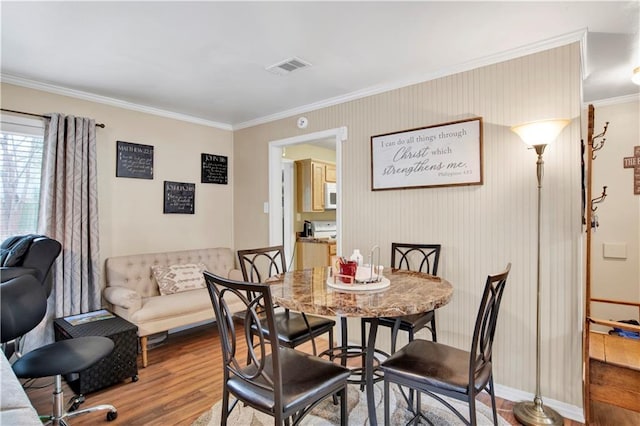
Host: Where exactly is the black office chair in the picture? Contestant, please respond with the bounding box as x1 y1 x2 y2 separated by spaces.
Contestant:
362 243 441 354
0 234 62 293
204 271 350 425
237 246 336 356
1 235 62 358
1 274 118 424
380 264 511 425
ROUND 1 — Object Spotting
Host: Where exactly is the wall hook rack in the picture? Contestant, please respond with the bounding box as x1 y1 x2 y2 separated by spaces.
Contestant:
591 186 607 212
591 121 609 160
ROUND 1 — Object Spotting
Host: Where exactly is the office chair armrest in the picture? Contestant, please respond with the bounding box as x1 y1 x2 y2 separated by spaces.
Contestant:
0 267 39 283
103 286 142 313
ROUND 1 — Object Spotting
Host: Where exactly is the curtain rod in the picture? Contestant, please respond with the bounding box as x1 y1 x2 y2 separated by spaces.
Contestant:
0 108 106 128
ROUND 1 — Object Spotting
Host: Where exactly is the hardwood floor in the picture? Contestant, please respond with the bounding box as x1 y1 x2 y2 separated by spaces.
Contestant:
23 324 588 425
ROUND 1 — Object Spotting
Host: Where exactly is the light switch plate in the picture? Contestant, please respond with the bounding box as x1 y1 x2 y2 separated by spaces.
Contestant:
603 243 626 259
263 202 269 213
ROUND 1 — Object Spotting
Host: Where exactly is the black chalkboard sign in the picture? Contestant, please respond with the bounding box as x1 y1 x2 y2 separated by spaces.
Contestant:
116 141 154 179
163 181 195 214
201 153 228 184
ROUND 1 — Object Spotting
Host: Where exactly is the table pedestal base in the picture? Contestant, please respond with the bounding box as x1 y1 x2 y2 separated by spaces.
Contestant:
319 317 386 426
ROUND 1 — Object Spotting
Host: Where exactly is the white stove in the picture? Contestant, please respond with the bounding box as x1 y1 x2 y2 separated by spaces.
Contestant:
310 221 336 239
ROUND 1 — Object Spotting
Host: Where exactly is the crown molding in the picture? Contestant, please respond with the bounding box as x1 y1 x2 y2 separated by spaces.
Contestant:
587 93 640 107
2 28 586 132
233 28 587 130
0 74 233 131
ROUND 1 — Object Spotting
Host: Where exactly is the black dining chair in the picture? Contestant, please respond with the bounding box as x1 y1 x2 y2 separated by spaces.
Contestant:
204 271 350 425
361 243 441 354
237 245 335 356
380 263 511 425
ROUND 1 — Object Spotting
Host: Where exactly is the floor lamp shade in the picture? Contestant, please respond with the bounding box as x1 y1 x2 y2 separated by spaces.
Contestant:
632 66 640 85
511 119 570 147
511 117 568 426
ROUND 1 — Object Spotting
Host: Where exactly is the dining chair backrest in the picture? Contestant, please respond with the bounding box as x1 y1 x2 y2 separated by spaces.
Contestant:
469 263 511 385
391 243 441 275
238 245 287 283
204 271 283 397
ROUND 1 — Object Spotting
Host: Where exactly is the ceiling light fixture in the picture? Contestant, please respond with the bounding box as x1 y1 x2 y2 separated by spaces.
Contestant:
632 66 640 85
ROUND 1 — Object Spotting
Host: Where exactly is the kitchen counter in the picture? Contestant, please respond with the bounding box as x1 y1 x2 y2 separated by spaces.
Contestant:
297 237 336 244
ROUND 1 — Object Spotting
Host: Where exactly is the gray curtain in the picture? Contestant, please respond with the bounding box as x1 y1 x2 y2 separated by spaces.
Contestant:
24 113 101 351
40 112 101 316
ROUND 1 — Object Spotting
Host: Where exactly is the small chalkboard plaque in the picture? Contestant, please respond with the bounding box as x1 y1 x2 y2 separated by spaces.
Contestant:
163 181 195 214
116 141 154 179
201 153 228 184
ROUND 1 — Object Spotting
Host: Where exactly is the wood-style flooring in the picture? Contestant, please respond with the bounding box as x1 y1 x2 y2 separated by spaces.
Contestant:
22 324 593 425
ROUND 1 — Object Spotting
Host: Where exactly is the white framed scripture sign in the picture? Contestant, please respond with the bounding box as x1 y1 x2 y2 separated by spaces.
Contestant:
370 117 483 191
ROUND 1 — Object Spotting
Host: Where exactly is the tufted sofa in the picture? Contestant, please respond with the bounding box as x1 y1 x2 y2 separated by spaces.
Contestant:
103 247 243 367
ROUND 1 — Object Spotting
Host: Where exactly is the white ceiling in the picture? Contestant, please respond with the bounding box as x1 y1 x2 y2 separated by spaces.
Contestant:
1 1 639 130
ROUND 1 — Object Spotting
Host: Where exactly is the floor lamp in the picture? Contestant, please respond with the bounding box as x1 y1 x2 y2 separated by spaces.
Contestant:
511 118 569 426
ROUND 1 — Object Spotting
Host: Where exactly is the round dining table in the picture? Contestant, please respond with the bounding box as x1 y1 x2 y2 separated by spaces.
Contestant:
266 267 453 426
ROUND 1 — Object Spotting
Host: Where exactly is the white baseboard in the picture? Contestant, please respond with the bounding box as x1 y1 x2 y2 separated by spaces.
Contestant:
493 383 585 423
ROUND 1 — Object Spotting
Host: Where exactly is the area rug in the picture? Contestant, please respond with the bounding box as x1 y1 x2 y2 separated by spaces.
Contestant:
192 382 509 425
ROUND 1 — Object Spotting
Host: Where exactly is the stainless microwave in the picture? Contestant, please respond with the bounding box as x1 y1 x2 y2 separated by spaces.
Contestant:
324 182 337 210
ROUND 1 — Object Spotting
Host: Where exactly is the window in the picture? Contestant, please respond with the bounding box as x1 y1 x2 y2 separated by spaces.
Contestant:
0 115 45 242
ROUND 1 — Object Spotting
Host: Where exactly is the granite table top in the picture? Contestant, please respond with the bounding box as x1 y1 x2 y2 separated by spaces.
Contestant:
266 267 453 318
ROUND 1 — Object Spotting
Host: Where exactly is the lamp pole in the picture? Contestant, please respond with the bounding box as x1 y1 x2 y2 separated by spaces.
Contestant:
513 144 563 426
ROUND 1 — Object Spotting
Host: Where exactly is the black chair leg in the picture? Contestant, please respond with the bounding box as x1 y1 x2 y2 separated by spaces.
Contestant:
328 327 339 406
406 328 416 407
221 389 229 426
414 390 422 426
390 319 401 354
340 386 347 426
383 379 390 426
469 394 477 426
359 318 366 391
431 315 437 342
328 327 334 352
341 317 348 367
488 376 498 425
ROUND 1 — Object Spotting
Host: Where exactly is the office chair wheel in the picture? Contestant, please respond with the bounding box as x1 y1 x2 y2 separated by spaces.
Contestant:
132 374 139 382
107 410 118 421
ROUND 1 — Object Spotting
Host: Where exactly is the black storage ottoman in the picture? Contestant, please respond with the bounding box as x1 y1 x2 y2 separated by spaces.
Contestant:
53 311 139 394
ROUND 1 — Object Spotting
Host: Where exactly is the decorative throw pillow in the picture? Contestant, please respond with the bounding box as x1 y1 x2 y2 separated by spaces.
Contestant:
151 263 207 295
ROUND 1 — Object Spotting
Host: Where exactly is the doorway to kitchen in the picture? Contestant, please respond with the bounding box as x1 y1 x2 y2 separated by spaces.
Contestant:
268 127 347 267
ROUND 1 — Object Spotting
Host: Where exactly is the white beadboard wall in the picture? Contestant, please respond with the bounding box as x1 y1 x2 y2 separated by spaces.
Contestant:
234 43 583 407
590 100 640 329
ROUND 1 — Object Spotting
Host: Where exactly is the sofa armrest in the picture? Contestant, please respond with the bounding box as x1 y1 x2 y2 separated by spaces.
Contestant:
1 353 41 425
228 268 243 281
103 286 142 313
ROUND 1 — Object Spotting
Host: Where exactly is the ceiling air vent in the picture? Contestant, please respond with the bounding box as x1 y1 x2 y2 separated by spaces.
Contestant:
265 57 311 75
